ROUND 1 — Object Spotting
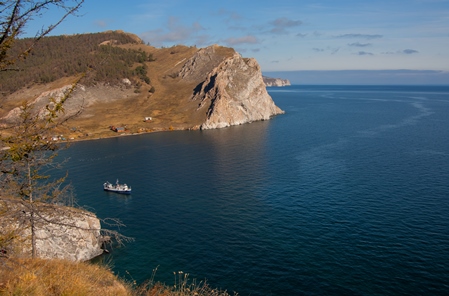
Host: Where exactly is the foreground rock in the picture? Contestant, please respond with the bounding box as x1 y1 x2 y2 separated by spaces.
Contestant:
33 207 104 261
0 199 103 261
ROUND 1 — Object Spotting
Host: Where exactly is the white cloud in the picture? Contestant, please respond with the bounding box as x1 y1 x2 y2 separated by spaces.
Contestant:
268 17 303 34
348 42 372 47
140 16 207 46
403 49 419 54
336 34 383 39
224 35 259 46
356 51 374 56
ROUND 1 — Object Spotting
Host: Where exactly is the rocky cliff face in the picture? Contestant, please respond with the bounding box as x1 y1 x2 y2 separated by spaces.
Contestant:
263 76 291 87
180 45 284 130
33 208 104 261
0 201 103 261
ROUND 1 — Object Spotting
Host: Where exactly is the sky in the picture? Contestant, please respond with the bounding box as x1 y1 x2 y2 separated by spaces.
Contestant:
24 0 449 84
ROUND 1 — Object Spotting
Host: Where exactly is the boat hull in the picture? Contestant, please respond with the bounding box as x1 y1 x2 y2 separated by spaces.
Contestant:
103 180 132 194
103 188 131 194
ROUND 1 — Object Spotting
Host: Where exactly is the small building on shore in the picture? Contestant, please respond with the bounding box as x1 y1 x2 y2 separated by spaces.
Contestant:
110 126 126 132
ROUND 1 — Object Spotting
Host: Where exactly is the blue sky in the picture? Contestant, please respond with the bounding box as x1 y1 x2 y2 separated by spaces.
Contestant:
25 0 449 84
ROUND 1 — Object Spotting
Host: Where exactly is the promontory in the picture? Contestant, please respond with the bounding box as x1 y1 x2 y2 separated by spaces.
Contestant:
0 31 284 140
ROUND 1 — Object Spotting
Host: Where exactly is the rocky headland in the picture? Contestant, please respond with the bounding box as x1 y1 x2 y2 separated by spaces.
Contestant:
0 31 284 141
183 46 284 129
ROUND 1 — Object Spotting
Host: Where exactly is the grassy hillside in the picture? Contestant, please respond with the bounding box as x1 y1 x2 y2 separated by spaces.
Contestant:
0 258 236 295
0 31 237 140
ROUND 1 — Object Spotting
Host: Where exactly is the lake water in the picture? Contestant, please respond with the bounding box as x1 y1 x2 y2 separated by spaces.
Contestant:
59 85 449 295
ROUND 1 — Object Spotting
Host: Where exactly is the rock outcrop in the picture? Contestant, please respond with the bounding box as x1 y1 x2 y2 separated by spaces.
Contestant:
0 200 103 261
180 45 284 130
33 207 104 261
263 76 291 87
0 80 136 128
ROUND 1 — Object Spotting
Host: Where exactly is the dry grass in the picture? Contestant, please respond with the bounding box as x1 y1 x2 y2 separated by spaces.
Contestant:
134 269 237 296
1 43 238 142
0 258 131 295
1 46 210 141
0 259 237 296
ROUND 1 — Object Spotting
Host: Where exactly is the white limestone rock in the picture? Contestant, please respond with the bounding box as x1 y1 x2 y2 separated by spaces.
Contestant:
263 76 291 87
0 202 104 262
180 47 284 130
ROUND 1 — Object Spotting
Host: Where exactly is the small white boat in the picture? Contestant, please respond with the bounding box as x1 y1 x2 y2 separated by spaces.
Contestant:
103 179 131 194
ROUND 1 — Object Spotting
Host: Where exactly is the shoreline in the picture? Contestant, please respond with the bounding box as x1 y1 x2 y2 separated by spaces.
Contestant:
63 125 200 144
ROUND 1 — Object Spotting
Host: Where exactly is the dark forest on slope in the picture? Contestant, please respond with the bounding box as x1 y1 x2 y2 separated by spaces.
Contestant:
0 31 153 95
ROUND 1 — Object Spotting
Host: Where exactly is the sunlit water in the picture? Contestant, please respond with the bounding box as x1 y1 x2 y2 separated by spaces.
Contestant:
58 85 449 295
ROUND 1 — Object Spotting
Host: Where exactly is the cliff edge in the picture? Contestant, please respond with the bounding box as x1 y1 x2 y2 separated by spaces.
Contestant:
180 46 284 129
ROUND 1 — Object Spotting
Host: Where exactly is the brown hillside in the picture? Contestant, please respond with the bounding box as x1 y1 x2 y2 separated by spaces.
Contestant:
0 32 235 140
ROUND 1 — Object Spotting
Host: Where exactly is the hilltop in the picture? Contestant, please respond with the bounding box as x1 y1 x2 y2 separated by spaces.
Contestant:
0 31 283 141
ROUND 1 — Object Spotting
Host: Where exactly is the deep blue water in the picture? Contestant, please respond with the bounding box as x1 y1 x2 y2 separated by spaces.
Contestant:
59 85 449 295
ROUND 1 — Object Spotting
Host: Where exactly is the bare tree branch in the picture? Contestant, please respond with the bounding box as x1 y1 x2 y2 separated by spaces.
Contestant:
1 0 85 71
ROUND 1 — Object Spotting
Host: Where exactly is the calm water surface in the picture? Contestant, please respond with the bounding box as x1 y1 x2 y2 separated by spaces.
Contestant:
59 85 449 295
